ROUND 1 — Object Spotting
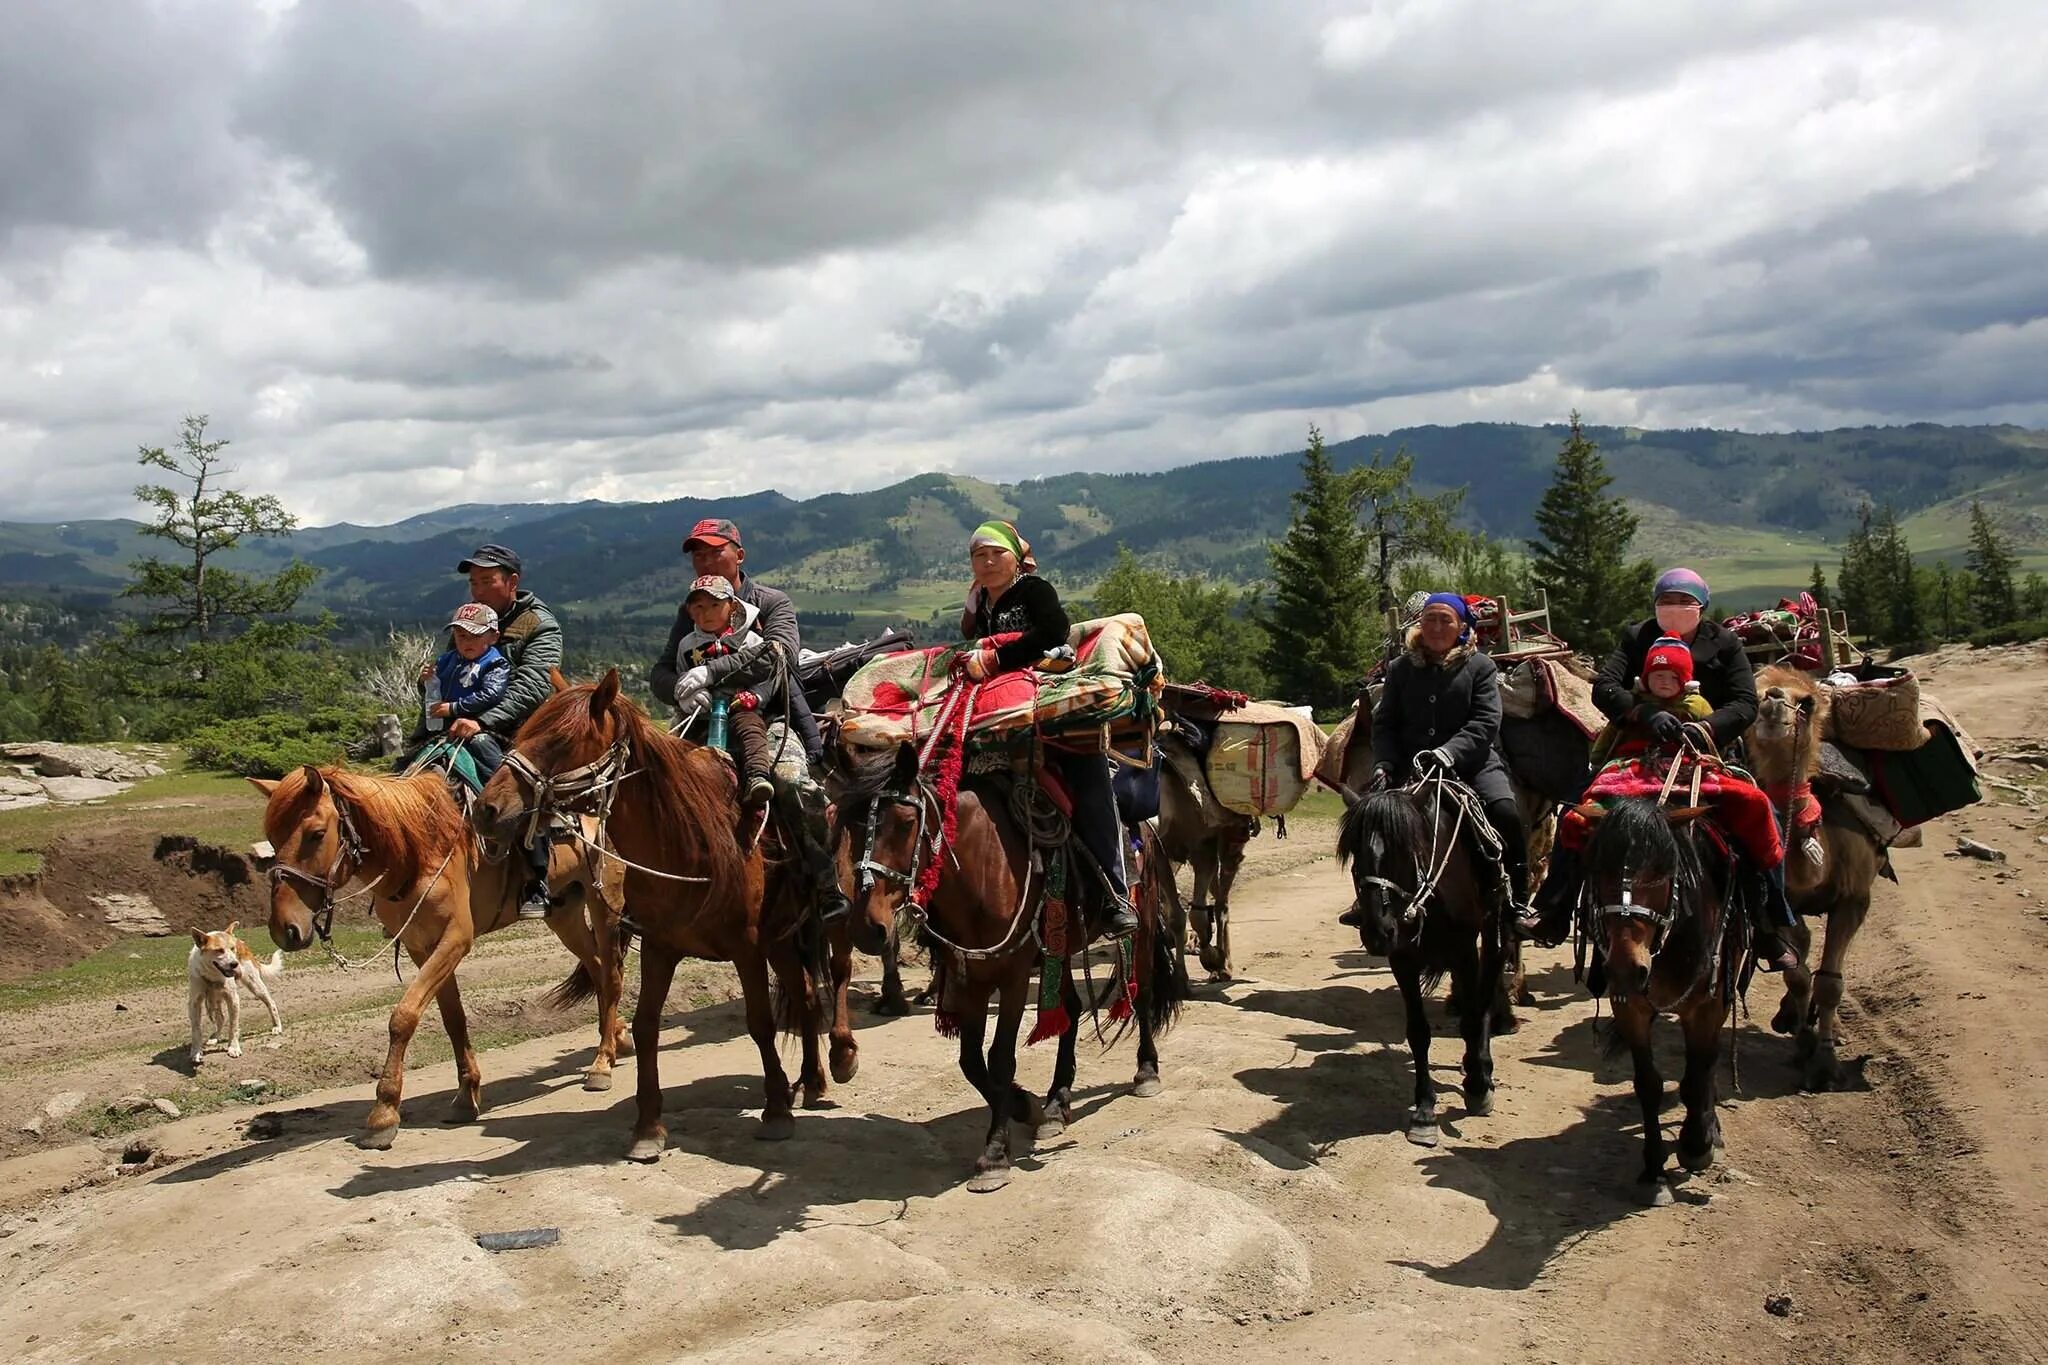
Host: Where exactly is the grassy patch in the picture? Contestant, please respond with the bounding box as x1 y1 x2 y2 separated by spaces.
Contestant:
0 753 265 877
0 924 391 1014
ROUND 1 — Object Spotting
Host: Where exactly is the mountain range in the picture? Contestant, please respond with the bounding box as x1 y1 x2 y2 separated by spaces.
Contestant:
6 421 2045 655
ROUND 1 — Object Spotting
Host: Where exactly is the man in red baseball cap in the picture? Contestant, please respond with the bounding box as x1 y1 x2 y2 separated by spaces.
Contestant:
651 515 843 922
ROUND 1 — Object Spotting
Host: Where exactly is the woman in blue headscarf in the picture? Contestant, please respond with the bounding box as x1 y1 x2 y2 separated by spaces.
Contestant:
1340 592 1529 928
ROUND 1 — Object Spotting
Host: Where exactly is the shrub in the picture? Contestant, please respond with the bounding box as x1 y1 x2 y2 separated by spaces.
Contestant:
184 706 376 778
1966 618 2048 648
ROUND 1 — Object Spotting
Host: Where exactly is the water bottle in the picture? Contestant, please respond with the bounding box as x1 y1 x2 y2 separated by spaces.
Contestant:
707 695 729 753
423 669 444 733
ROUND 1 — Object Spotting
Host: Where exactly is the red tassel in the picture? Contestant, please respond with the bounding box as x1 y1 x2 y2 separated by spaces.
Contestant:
1108 984 1135 1023
934 1010 961 1039
1026 1004 1071 1046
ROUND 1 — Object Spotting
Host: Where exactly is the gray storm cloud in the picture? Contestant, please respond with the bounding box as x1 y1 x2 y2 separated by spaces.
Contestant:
3 0 2045 522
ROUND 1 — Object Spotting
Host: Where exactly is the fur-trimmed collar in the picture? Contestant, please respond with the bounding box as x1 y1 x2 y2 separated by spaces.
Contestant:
1403 626 1475 669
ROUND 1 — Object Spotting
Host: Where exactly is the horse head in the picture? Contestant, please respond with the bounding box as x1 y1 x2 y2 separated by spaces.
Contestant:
1336 785 1429 955
826 741 924 959
475 668 627 847
248 765 355 953
1581 798 1710 1000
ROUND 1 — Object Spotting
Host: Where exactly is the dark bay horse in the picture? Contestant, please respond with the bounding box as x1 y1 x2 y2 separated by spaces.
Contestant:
1580 795 1743 1203
831 741 1185 1192
475 670 857 1162
1336 776 1506 1147
254 765 623 1148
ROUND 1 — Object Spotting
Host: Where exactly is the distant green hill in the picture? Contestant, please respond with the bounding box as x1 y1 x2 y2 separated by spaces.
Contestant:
6 421 2045 651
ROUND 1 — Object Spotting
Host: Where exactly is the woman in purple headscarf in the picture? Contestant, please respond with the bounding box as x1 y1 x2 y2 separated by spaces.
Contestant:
1519 567 1795 970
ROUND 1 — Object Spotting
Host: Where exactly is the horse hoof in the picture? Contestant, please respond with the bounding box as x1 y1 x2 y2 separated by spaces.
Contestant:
871 996 909 1018
830 1053 859 1086
1770 1001 1800 1035
443 1103 480 1125
1802 1045 1842 1093
356 1126 397 1151
1034 1118 1067 1144
583 1070 614 1093
1405 1117 1440 1148
756 1113 796 1142
1680 1147 1716 1175
801 1084 828 1110
1492 1011 1520 1036
967 1167 1012 1194
625 1136 664 1164
1204 969 1232 985
1641 1179 1674 1208
1131 1073 1163 1099
1465 1090 1494 1119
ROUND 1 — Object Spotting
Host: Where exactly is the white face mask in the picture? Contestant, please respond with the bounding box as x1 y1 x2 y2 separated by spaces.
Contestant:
1656 603 1703 636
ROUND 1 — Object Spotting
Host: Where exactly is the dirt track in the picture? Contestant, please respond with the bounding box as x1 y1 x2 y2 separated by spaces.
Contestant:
3 645 2048 1364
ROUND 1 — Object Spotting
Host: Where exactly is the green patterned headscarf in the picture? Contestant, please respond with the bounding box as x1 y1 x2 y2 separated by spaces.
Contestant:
969 520 1036 572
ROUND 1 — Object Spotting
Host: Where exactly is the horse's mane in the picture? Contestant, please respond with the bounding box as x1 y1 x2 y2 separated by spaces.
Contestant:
827 747 901 820
1337 789 1428 871
1586 796 1718 964
522 682 746 906
269 765 467 886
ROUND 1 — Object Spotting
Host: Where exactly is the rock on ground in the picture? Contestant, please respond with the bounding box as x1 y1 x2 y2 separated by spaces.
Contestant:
89 894 172 937
0 744 157 783
37 776 132 804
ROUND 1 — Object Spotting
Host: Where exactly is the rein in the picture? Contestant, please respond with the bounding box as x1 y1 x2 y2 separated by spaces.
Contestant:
500 738 711 885
1589 743 1728 1011
1359 769 1471 946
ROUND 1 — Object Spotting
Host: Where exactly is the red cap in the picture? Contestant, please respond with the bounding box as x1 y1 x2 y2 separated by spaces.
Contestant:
1643 636 1694 687
684 517 741 550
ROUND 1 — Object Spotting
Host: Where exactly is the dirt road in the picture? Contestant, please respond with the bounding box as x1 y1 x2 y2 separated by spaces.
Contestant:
3 645 2047 1364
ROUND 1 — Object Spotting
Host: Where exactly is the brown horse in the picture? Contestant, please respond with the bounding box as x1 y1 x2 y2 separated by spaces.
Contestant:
475 670 857 1162
831 741 1185 1192
1336 777 1506 1147
254 765 625 1149
1750 665 1886 1091
1579 793 1742 1203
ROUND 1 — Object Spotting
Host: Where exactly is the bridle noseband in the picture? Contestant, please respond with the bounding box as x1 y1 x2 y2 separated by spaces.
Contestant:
266 789 382 946
852 782 938 895
500 738 634 841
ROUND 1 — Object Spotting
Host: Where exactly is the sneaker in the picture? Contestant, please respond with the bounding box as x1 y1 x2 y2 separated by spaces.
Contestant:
744 776 775 808
517 884 554 921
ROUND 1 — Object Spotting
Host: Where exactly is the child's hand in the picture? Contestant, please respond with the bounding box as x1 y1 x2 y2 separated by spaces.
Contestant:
419 663 435 684
429 702 452 719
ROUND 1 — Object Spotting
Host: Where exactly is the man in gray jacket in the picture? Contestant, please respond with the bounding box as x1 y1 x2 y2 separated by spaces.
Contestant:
450 543 564 918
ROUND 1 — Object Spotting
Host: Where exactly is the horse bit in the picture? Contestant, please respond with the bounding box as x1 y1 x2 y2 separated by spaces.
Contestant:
266 789 382 948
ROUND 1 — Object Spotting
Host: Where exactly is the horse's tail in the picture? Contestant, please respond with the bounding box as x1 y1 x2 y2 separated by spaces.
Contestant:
543 962 600 1011
1137 822 1188 1035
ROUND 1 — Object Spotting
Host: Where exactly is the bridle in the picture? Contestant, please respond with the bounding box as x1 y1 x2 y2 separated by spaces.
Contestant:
496 734 710 885
266 788 384 949
1354 769 1469 947
851 781 938 895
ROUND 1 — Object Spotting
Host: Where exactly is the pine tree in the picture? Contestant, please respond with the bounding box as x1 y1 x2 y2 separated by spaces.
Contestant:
1835 503 1881 640
1526 412 1654 658
1872 505 1923 644
1806 562 1829 608
2022 571 2048 620
1930 562 1961 642
1261 426 1374 710
125 415 318 681
1964 500 2018 623
33 647 90 741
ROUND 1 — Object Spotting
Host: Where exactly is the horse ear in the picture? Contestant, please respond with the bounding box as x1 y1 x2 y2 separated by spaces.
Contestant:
893 741 920 787
590 668 621 716
1338 783 1362 810
1666 805 1711 823
299 764 324 795
550 667 571 694
246 777 278 798
1573 801 1607 824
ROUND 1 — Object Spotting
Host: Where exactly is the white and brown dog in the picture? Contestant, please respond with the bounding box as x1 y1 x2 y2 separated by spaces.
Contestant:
187 922 284 1066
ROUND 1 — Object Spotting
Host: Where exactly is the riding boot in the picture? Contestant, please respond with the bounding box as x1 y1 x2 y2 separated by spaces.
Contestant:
1746 861 1798 973
1057 751 1139 938
1484 796 1530 916
779 784 850 925
518 831 555 920
1515 844 1582 946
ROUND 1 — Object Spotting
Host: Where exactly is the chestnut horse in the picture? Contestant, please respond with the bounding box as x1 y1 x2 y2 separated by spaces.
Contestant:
254 765 624 1149
475 670 857 1162
1336 777 1506 1147
831 741 1185 1192
1580 794 1742 1203
1750 665 1886 1091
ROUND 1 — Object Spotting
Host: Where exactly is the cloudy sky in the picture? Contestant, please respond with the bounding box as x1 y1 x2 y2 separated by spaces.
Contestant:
5 1 2045 525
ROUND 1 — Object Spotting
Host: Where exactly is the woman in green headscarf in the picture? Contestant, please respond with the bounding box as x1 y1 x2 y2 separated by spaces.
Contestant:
957 520 1138 937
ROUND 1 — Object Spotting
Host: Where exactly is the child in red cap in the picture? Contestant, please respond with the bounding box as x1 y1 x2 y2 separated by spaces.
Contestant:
1588 636 1713 767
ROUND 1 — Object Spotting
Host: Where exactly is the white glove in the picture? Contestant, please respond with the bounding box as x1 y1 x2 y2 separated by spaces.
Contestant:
673 666 712 708
1413 748 1452 774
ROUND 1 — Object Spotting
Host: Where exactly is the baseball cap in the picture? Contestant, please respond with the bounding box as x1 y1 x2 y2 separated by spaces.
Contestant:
457 543 523 575
683 518 742 551
448 602 500 634
687 574 736 601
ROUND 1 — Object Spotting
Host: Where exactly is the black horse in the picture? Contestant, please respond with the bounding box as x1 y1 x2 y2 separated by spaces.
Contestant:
1580 795 1743 1203
1338 778 1507 1147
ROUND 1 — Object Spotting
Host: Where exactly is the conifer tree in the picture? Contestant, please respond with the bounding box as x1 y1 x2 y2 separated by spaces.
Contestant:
1964 499 2018 623
1261 426 1374 710
1526 412 1653 657
1806 563 1829 608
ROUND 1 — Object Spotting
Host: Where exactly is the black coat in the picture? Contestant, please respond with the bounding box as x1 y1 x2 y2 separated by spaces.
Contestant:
967 574 1069 671
650 573 824 759
1370 637 1513 801
1593 618 1757 750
